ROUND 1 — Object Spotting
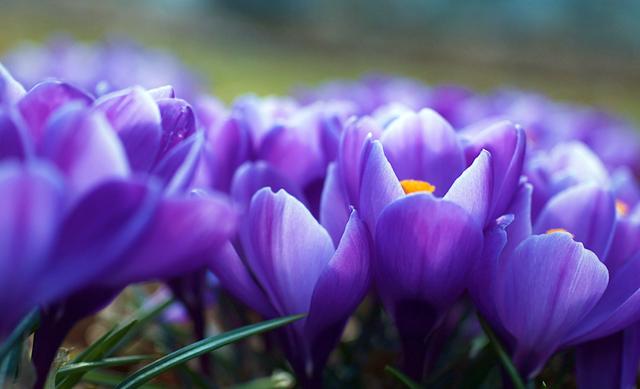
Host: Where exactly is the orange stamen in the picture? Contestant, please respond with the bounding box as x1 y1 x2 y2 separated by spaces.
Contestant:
616 199 630 217
545 228 575 238
400 179 435 194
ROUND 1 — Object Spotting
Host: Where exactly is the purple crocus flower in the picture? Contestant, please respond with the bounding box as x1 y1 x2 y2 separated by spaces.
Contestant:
0 65 238 385
317 109 525 378
0 68 202 196
194 95 355 215
471 165 640 381
209 188 371 387
3 36 203 100
320 109 525 243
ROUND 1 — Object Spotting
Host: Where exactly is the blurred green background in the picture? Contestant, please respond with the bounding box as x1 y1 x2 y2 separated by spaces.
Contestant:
1 0 638 121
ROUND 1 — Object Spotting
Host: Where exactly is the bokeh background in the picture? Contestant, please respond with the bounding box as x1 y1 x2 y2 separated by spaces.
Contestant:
1 0 638 121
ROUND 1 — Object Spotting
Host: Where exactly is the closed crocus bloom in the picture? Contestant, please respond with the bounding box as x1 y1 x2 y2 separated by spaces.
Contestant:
495 232 609 378
93 85 202 192
2 71 203 195
0 67 238 385
473 177 640 382
0 162 237 339
209 188 371 387
525 141 610 218
196 95 354 215
26 175 238 386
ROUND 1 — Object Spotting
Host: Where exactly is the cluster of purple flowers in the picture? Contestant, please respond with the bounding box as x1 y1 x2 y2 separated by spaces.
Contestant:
1 43 640 388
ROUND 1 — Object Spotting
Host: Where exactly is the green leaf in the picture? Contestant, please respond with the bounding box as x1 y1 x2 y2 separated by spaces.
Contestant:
116 314 305 389
477 315 527 389
56 321 139 389
385 365 422 389
82 369 167 389
56 355 155 378
109 297 174 355
56 297 173 389
0 309 39 361
78 320 139 363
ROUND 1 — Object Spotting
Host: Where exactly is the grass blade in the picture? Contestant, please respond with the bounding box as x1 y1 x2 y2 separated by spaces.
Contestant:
477 315 527 389
116 314 305 389
56 355 155 378
74 320 138 363
384 365 422 389
83 369 167 388
57 298 173 389
109 297 174 355
56 321 139 389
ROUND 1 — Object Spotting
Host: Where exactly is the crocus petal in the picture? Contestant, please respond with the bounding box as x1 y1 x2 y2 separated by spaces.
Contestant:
338 116 382 205
195 96 227 131
18 81 92 142
605 218 640 274
39 104 129 196
380 109 465 196
575 324 640 389
94 86 162 172
544 141 610 186
0 63 26 105
319 163 350 246
358 139 403 232
464 121 526 219
106 190 238 287
305 210 372 377
258 123 325 187
152 131 202 194
242 188 335 316
534 183 616 259
569 252 640 343
443 150 493 227
0 108 31 161
375 193 482 331
611 168 640 207
156 98 196 160
197 115 251 192
495 233 609 377
147 85 175 100
208 242 275 318
503 183 533 256
468 218 508 329
0 163 64 336
230 161 307 211
46 179 160 300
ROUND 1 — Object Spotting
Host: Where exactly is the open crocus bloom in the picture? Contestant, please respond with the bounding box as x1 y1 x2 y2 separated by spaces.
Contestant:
209 188 370 387
321 108 525 243
317 108 526 378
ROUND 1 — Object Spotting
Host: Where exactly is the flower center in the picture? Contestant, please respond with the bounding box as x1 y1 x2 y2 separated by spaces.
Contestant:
545 228 575 238
616 199 629 217
400 179 436 194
